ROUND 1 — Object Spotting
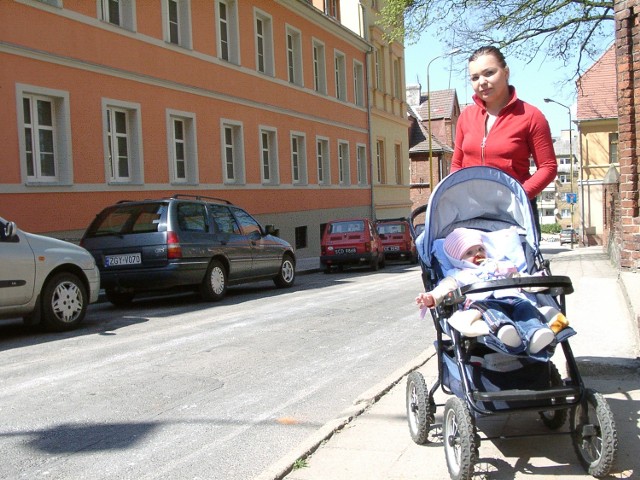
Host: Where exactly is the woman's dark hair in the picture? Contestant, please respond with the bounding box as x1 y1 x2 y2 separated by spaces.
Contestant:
469 46 507 68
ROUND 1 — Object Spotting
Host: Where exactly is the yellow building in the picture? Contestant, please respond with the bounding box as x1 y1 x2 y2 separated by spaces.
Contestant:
576 46 618 246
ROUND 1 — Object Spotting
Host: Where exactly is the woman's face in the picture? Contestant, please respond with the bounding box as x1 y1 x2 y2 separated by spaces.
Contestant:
468 53 510 108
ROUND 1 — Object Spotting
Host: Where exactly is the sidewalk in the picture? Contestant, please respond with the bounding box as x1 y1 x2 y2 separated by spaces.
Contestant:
257 246 640 480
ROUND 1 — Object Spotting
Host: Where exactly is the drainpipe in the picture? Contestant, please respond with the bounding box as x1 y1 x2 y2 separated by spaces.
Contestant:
359 1 376 221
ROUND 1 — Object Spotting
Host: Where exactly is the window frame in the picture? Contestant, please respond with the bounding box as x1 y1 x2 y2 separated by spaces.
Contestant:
216 0 240 64
316 137 331 186
166 110 198 185
220 119 245 185
375 139 386 184
163 0 192 48
394 142 403 185
98 0 136 30
356 143 367 186
334 50 347 101
337 140 350 186
254 8 274 76
259 127 279 185
312 39 327 95
353 60 365 107
17 85 73 186
290 132 308 185
102 98 144 185
285 25 303 86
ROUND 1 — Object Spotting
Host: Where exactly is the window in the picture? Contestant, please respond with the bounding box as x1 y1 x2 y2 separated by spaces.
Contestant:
37 0 62 6
561 208 571 219
221 120 245 184
99 0 135 30
286 26 303 86
104 100 143 184
291 133 308 185
334 51 347 101
316 137 330 185
163 0 192 48
254 10 274 76
18 86 72 185
374 48 383 90
394 143 403 184
393 58 402 98
177 203 207 232
209 204 240 234
375 139 386 184
260 128 279 185
217 0 239 64
167 111 197 184
558 173 570 184
353 61 364 106
609 132 619 164
356 144 367 185
324 0 339 19
232 207 261 237
312 40 327 94
338 141 350 185
295 226 307 250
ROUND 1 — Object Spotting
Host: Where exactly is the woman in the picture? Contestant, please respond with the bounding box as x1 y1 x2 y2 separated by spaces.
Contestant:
451 46 557 231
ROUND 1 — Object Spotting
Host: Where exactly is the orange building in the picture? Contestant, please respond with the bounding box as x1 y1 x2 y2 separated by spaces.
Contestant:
1 0 374 259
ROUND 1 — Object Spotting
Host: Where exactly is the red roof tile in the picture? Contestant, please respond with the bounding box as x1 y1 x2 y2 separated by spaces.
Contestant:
576 45 617 120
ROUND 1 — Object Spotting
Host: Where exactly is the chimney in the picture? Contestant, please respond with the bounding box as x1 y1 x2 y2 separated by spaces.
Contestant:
406 84 422 107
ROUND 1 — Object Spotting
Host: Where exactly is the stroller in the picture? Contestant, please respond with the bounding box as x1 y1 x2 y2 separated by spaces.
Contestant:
406 167 617 479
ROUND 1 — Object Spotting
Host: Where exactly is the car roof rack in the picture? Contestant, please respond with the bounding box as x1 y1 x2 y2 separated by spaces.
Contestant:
170 194 233 205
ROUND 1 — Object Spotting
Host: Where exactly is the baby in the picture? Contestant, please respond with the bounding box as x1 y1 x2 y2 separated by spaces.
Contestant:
416 228 568 355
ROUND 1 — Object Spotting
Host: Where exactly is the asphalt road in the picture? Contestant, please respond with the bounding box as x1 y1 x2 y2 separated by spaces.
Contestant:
0 263 431 480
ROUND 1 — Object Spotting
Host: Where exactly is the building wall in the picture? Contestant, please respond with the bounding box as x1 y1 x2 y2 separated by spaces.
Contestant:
1 0 373 259
614 0 640 270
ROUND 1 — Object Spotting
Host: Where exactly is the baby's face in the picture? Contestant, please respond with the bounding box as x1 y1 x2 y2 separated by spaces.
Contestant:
461 244 486 265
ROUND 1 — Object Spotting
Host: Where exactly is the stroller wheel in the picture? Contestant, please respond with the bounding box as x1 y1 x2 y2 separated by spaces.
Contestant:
570 388 618 478
538 362 568 430
443 397 477 480
405 371 433 444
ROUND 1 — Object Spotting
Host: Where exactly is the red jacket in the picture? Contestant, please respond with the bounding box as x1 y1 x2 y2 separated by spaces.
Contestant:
451 87 557 198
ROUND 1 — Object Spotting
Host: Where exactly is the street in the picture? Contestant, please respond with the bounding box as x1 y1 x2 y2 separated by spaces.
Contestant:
0 263 430 480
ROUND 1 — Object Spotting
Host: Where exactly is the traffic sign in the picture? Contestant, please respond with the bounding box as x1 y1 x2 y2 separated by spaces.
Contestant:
566 193 577 204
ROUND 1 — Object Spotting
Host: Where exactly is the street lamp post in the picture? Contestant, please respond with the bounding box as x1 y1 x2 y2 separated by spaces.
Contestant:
427 48 460 193
544 98 575 249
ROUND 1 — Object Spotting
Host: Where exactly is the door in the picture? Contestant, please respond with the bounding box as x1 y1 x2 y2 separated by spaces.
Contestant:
208 205 253 279
231 207 282 277
0 223 36 308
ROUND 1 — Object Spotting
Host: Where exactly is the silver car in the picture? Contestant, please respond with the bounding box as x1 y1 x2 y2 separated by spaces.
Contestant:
0 216 100 331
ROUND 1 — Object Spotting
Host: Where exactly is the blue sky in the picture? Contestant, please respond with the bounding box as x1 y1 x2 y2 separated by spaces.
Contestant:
403 34 614 138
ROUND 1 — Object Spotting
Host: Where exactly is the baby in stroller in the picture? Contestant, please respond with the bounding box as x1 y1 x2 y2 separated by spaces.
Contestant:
416 227 569 359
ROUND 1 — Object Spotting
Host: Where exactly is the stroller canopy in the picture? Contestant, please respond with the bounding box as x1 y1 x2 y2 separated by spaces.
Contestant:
418 167 539 268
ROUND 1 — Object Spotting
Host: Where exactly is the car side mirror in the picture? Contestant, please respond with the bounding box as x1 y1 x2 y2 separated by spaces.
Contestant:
3 221 17 240
264 224 277 235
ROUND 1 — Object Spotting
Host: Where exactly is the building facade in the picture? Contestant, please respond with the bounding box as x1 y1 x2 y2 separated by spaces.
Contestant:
575 45 618 246
1 0 376 259
334 0 412 220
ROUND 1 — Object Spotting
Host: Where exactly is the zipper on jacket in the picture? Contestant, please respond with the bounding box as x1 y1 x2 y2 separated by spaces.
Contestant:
481 136 486 164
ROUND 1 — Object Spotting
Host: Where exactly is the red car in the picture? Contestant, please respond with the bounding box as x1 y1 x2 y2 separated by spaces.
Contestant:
320 218 385 272
376 219 418 264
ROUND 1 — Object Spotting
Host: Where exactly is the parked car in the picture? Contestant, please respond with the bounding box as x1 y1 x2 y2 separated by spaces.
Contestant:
560 228 579 245
0 216 100 331
320 218 385 272
80 195 295 305
376 218 418 264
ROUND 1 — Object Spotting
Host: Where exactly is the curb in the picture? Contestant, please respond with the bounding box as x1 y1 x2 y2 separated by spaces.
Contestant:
253 348 435 480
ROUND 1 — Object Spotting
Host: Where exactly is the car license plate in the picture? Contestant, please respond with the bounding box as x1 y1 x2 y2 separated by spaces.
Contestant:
105 253 142 267
335 247 356 254
384 246 400 251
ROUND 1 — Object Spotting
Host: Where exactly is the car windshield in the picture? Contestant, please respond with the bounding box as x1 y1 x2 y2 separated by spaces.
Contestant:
329 221 364 233
86 203 165 236
377 223 406 235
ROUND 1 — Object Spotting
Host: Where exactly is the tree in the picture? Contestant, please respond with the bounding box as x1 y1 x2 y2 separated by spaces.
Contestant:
380 0 614 78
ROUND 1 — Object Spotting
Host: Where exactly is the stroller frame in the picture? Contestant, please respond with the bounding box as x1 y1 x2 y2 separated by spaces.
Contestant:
406 167 617 480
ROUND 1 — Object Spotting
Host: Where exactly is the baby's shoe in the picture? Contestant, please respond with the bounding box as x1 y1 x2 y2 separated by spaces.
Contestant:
529 328 555 354
497 325 522 348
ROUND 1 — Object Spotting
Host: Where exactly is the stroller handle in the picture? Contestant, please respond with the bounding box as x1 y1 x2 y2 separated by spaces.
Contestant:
409 204 427 241
461 275 574 296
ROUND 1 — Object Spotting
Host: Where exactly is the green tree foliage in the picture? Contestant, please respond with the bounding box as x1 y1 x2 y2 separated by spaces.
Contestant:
380 0 614 78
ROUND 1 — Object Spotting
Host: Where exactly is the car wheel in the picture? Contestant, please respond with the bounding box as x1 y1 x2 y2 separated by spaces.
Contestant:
40 272 88 331
201 259 227 301
274 254 295 288
105 289 135 307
